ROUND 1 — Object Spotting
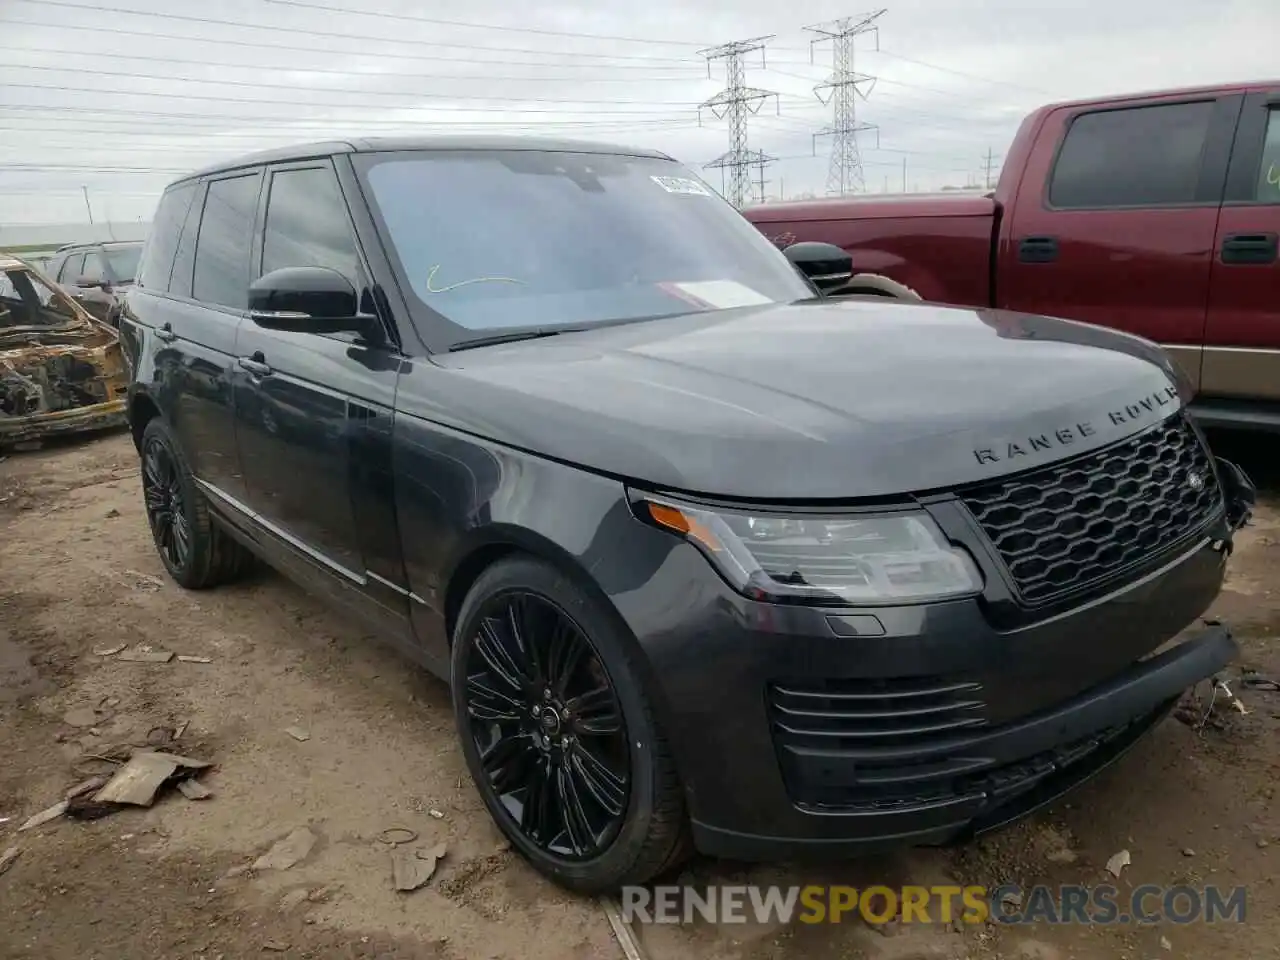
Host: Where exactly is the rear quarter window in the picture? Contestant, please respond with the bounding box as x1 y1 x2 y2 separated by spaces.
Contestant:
1049 100 1214 209
137 183 198 293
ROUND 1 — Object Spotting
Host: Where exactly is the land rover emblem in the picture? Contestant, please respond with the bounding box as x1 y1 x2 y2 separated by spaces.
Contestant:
1186 470 1206 493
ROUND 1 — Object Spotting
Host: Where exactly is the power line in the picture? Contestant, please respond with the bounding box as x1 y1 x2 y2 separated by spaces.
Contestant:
257 0 708 47
1 81 693 115
872 48 1052 95
982 146 1002 189
6 0 703 65
1 18 709 71
0 62 709 107
697 37 779 208
805 11 885 196
0 44 707 84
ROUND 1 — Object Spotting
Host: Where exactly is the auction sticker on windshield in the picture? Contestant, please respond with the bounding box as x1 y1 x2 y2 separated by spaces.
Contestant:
660 280 774 309
651 175 713 197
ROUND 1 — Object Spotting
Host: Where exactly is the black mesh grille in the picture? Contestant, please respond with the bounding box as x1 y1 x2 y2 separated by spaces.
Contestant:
958 413 1222 605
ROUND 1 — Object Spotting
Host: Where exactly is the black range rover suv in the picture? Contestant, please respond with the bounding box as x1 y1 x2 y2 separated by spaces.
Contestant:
121 137 1255 893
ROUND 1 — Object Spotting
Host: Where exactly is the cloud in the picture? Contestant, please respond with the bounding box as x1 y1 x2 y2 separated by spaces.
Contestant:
0 0 1274 222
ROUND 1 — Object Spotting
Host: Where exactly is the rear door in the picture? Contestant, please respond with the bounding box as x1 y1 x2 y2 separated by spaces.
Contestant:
1200 89 1280 401
1000 94 1241 390
232 158 408 632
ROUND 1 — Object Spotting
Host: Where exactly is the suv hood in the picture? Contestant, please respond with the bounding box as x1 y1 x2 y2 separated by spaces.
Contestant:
414 300 1187 501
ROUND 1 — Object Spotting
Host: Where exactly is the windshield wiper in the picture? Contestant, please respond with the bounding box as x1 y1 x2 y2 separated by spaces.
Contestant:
447 327 582 352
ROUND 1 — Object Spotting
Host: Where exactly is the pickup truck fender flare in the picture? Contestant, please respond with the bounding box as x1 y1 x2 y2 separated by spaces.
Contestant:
830 273 923 301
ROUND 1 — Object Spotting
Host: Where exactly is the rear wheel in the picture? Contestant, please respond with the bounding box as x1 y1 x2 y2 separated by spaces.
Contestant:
140 417 253 589
451 556 689 893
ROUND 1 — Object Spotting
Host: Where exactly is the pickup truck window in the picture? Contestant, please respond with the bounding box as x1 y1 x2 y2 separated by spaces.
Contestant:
192 173 261 310
80 251 105 284
1049 100 1214 209
1257 108 1280 202
138 182 197 293
57 253 84 285
357 150 813 338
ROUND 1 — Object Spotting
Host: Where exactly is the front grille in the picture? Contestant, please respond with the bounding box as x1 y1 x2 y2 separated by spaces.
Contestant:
958 413 1222 605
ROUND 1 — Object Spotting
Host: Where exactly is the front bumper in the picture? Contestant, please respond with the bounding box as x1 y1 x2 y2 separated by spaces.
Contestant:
619 509 1238 862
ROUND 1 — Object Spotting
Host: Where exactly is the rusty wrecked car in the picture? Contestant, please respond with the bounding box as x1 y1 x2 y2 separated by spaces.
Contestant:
0 255 127 449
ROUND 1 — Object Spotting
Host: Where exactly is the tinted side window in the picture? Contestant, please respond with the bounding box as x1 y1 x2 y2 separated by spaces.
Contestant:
137 183 197 292
192 173 261 309
1049 101 1214 209
261 165 360 286
1256 108 1280 203
80 252 105 284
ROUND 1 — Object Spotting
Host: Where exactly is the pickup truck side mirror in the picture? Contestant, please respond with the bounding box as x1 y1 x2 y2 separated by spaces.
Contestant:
75 276 107 290
249 266 375 339
782 241 854 293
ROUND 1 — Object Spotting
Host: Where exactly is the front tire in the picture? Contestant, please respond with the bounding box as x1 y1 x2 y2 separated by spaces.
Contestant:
451 556 689 893
140 417 253 590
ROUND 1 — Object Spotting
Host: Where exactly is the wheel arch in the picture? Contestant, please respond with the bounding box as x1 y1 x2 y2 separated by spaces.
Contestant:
128 388 162 452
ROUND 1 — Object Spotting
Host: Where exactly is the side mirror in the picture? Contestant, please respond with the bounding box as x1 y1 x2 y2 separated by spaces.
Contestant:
782 241 853 293
249 266 371 337
75 276 107 289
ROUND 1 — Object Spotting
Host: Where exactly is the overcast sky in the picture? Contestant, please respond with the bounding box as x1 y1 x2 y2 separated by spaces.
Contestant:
0 0 1275 224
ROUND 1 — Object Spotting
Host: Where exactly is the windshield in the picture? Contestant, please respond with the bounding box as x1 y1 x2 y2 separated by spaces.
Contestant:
0 266 81 328
103 245 142 283
355 150 813 341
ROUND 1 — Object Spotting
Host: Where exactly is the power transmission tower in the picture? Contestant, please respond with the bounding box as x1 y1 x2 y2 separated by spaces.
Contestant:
697 37 779 208
805 11 885 196
982 147 1001 189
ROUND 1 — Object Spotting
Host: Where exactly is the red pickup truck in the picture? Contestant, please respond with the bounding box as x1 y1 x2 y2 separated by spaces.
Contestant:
743 81 1280 431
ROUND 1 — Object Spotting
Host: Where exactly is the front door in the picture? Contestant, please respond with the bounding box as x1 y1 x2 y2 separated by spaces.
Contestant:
232 160 406 629
1201 90 1280 401
999 95 1241 391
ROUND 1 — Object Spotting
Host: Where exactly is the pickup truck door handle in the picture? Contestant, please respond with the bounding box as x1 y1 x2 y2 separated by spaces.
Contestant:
1018 235 1059 263
1220 232 1278 265
238 352 273 377
154 322 176 342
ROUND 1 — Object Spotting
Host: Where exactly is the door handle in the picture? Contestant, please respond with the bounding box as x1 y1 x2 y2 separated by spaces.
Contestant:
238 352 272 377
154 322 176 342
1018 236 1059 263
1220 232 1278 265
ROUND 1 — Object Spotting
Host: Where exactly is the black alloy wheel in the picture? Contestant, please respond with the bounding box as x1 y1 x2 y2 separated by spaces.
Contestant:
142 433 192 572
452 556 690 892
138 417 254 590
463 590 630 860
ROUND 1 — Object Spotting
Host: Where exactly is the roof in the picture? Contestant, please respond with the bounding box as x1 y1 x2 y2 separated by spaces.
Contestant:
179 135 674 183
1040 79 1280 113
54 239 145 253
0 255 26 271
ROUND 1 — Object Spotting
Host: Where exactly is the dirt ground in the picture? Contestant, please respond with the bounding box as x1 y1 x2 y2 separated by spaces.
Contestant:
1 428 1276 960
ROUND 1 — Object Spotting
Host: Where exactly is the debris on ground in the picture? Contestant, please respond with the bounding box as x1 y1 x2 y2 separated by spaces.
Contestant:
391 842 447 892
176 655 212 664
92 643 126 657
428 808 445 820
1105 849 1131 878
262 938 290 952
93 750 211 806
65 775 109 800
176 778 213 800
0 845 21 877
115 647 175 663
377 827 418 846
18 800 68 832
253 827 317 871
284 726 310 742
122 570 165 591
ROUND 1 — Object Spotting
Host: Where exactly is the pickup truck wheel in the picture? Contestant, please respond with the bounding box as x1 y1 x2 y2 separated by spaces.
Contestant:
140 417 254 590
451 556 690 893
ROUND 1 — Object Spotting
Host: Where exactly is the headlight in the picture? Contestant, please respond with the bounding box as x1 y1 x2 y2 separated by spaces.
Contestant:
636 494 983 605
